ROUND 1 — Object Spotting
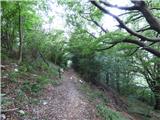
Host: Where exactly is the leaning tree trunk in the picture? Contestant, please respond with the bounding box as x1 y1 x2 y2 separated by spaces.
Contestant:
18 2 23 64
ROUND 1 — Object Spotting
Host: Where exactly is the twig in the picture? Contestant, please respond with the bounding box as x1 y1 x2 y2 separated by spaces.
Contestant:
1 108 19 113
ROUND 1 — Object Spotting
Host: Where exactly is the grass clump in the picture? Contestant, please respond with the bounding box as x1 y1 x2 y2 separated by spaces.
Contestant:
96 103 129 120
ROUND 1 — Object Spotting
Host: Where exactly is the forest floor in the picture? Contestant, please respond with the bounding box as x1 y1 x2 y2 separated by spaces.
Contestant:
1 62 100 120
1 62 160 120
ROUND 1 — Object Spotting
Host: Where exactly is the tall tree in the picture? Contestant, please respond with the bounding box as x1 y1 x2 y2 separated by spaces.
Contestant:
18 2 23 64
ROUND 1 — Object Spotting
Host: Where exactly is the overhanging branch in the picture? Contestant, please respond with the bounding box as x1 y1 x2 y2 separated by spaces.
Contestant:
91 0 160 42
96 39 160 57
99 0 160 33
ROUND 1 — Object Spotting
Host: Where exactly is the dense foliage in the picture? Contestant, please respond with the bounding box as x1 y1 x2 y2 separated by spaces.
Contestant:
1 1 160 119
1 1 67 66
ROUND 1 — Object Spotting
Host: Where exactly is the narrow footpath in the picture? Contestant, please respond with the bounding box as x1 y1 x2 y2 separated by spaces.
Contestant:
31 69 100 120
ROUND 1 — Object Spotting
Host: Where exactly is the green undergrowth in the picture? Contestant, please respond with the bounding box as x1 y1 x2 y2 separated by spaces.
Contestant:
80 83 129 120
96 103 128 120
5 61 60 95
1 58 61 118
126 97 160 120
127 96 152 115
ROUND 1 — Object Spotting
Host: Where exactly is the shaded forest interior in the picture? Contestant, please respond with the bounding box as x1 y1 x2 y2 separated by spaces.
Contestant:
1 0 160 120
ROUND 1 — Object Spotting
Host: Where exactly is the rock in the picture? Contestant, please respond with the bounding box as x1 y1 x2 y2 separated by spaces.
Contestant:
1 65 6 70
60 68 64 73
41 100 48 105
1 114 6 120
43 101 48 105
32 74 38 77
18 110 25 115
14 68 18 72
79 80 83 83
11 63 18 67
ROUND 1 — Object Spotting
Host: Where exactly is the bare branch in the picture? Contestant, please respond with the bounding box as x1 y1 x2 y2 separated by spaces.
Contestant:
122 39 160 57
151 7 160 10
128 47 139 56
80 14 108 33
118 11 139 17
96 43 118 51
85 30 97 38
131 15 143 21
90 17 108 33
1 108 19 113
136 27 151 32
100 0 137 10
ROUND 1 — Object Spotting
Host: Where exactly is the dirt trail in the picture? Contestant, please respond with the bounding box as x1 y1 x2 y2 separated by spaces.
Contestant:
31 69 100 120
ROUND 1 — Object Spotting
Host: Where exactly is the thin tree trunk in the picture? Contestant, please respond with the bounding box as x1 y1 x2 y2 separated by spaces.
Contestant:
54 55 57 65
153 86 160 110
39 51 49 66
154 93 160 109
105 73 109 84
18 2 23 64
116 72 120 93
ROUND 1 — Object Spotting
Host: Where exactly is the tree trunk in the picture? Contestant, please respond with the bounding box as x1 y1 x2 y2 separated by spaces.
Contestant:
105 73 109 84
18 2 23 64
154 95 160 109
116 72 120 93
54 54 57 65
153 86 160 110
